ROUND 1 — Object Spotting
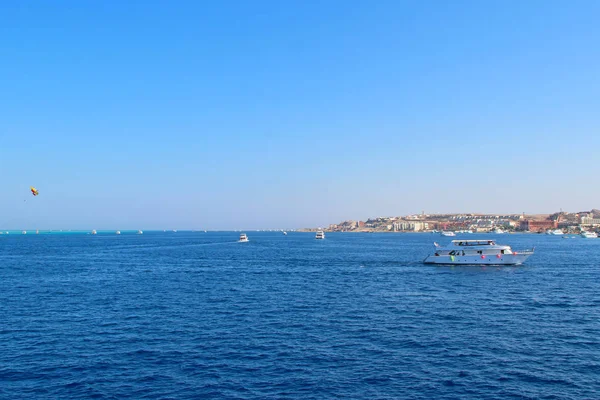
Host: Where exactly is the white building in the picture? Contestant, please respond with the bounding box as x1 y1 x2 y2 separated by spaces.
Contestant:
581 216 600 226
393 221 428 231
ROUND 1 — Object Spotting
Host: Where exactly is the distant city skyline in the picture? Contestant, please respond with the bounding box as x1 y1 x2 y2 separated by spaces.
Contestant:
2 1 599 230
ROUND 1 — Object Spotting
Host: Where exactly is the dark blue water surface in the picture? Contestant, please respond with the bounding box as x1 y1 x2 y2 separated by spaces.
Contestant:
1 232 599 399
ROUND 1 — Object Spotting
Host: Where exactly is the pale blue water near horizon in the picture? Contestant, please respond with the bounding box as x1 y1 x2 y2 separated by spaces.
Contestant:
1 232 599 399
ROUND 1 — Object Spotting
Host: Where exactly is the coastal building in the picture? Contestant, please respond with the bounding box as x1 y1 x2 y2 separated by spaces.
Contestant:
581 216 600 226
520 219 557 232
393 221 427 231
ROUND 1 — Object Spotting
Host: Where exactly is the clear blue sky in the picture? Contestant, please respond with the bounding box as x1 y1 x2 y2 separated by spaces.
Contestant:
1 1 599 230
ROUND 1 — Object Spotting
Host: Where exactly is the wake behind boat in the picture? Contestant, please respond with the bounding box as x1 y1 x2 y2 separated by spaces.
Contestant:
423 239 534 265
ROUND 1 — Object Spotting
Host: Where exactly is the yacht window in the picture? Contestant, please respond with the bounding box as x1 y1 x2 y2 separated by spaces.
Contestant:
449 250 456 255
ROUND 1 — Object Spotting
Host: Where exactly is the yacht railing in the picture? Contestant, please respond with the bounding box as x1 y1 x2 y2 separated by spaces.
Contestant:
514 248 535 255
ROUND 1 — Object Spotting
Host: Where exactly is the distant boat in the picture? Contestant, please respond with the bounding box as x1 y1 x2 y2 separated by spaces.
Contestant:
22 230 26 235
315 230 325 240
441 231 455 237
580 231 598 238
116 230 121 235
91 229 97 235
239 233 249 242
283 231 287 235
546 229 563 235
137 230 143 235
36 230 39 234
493 228 505 234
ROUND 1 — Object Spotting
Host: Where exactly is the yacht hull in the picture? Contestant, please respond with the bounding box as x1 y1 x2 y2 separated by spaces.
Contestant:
423 253 532 265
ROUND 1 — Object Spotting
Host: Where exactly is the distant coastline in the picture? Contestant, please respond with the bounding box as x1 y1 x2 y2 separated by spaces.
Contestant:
301 209 600 234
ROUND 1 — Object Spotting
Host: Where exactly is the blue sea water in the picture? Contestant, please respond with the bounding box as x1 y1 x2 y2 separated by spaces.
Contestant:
1 232 599 399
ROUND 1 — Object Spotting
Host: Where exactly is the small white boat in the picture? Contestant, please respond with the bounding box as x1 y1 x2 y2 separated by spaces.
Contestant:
137 230 143 235
440 231 455 237
91 229 97 235
546 229 563 235
424 240 534 265
580 231 598 238
315 230 325 239
283 231 287 235
22 230 27 235
116 231 121 235
493 228 505 234
239 233 249 242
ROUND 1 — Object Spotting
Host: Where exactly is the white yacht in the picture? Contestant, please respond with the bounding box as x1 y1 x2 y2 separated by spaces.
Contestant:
91 229 97 235
580 231 598 238
546 229 563 235
440 231 456 237
239 233 249 242
493 228 505 234
22 230 26 235
283 231 287 235
137 230 143 235
315 230 325 239
423 240 534 265
116 230 121 235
